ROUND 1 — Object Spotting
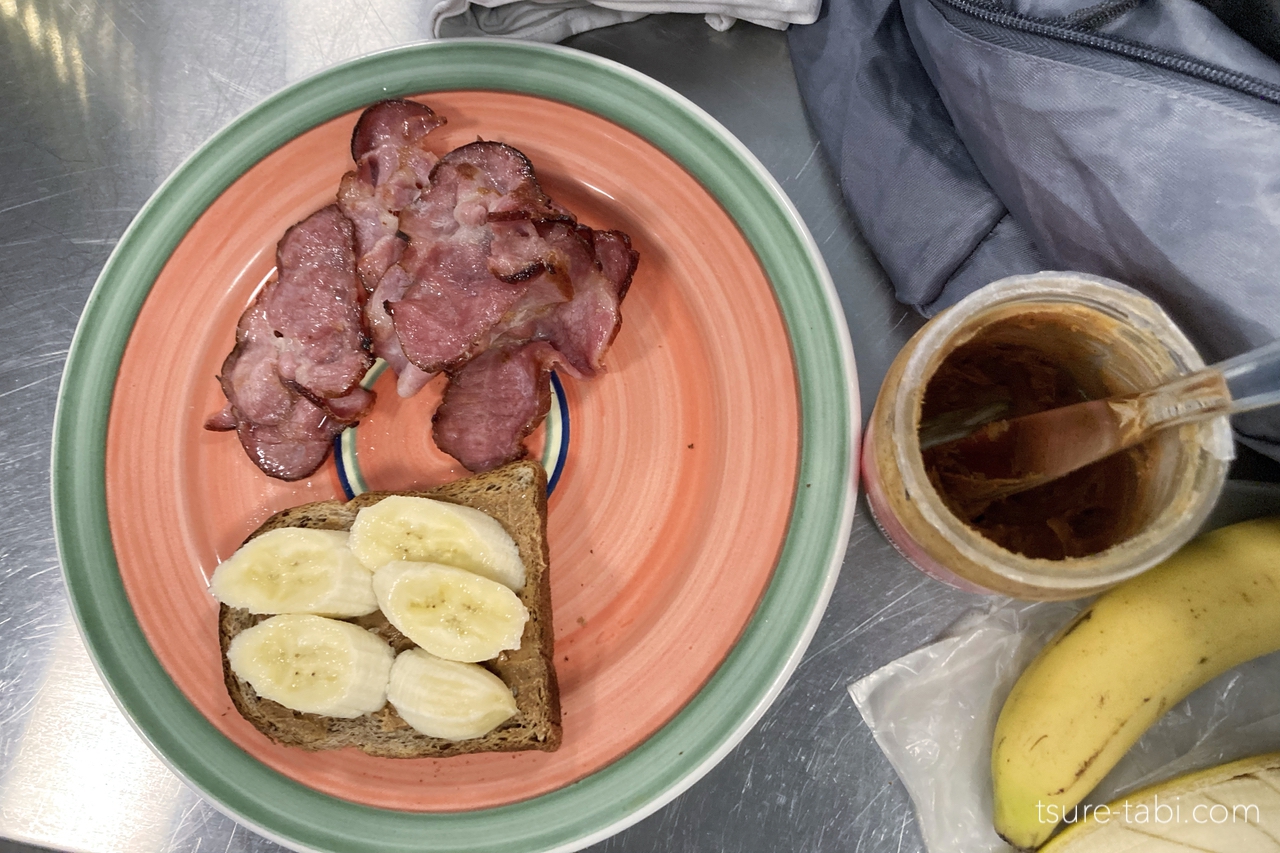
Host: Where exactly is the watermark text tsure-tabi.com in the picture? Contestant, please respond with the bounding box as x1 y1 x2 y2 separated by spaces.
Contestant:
1038 797 1262 826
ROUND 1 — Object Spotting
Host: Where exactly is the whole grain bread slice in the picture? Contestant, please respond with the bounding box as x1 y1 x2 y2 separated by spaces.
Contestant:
218 459 561 757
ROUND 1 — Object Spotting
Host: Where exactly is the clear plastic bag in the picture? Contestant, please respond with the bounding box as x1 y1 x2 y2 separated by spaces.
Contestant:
849 598 1280 853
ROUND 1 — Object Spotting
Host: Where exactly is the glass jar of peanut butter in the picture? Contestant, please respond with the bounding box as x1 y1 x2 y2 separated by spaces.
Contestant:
862 272 1233 600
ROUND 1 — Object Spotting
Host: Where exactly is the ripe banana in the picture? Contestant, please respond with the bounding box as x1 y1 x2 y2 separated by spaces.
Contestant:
349 495 525 590
209 528 377 617
226 613 394 718
387 648 518 740
992 516 1280 850
373 561 528 662
1040 752 1280 852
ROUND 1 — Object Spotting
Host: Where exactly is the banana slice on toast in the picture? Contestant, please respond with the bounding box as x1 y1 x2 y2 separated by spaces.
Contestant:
349 495 525 590
210 528 377 617
226 613 394 718
373 561 528 662
388 648 518 740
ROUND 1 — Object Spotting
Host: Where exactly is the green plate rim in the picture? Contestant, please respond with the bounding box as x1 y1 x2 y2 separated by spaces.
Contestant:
50 38 859 853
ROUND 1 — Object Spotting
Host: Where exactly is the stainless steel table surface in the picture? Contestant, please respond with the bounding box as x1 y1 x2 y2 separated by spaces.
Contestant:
4 5 1279 853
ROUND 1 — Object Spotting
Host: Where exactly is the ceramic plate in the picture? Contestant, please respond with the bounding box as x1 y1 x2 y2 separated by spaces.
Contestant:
52 40 858 853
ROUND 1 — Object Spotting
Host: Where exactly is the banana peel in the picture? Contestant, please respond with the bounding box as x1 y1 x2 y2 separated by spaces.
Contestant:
1040 752 1280 852
991 516 1280 850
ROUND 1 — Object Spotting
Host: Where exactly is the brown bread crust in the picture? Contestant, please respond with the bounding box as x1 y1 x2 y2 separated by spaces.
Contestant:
218 460 561 756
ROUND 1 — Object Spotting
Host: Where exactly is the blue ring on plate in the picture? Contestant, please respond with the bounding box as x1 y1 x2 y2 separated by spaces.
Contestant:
334 361 569 499
543 370 569 494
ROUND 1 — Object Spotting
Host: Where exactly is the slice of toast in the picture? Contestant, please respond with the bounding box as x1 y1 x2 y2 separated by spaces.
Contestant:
218 460 561 757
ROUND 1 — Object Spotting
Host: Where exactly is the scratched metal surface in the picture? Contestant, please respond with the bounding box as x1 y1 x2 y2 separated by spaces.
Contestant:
2 4 1276 853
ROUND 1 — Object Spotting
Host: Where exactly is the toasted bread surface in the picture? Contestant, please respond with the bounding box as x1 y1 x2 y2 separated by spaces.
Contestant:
219 460 561 757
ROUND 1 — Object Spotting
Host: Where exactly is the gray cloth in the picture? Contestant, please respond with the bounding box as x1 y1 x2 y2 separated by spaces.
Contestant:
431 0 820 40
437 1 647 41
789 0 1280 460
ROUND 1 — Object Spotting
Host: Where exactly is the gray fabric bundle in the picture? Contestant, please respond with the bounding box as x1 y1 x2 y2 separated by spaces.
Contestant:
431 0 820 41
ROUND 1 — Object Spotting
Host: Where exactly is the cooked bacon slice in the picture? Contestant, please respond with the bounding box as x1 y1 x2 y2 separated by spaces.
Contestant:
215 206 371 409
270 208 374 397
389 239 526 376
349 98 446 164
339 99 445 291
337 99 446 398
428 226 637 472
547 228 637 376
385 141 576 377
364 264 436 397
480 222 638 379
231 396 350 482
432 342 566 473
426 141 572 232
206 205 373 480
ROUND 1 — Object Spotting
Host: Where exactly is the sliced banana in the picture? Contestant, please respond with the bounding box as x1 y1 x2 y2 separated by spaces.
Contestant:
349 495 525 590
387 648 518 740
373 561 528 662
226 614 394 718
209 528 377 617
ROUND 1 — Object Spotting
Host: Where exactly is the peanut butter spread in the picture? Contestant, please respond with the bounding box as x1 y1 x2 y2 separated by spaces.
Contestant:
919 321 1151 561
